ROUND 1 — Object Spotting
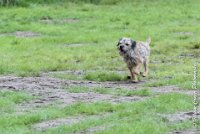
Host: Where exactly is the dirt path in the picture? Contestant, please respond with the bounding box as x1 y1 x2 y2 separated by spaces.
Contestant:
0 74 197 133
0 76 148 112
0 74 195 111
0 73 194 93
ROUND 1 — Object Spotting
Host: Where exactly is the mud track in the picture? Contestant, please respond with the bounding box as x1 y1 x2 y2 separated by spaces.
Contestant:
0 75 150 112
0 73 197 133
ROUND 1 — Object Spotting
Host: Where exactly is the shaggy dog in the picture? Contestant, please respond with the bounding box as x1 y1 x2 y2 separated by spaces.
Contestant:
117 37 151 82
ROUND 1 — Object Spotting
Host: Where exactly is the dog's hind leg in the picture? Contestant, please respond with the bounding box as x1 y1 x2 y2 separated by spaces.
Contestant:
143 60 149 77
129 68 134 79
133 62 142 75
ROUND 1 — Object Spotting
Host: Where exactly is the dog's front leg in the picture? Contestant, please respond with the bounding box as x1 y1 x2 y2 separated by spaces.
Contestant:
129 67 138 83
131 63 143 83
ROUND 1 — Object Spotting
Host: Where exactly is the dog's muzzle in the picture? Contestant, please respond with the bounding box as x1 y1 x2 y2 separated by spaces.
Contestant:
119 45 126 54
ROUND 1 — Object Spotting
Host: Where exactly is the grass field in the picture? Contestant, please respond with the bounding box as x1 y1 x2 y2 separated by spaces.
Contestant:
0 0 200 133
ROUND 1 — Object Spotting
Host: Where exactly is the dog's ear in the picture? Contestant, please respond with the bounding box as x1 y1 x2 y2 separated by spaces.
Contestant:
131 40 136 49
117 38 122 46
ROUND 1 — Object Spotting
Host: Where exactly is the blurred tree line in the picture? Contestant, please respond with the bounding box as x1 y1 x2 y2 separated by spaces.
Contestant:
1 0 17 6
0 0 121 6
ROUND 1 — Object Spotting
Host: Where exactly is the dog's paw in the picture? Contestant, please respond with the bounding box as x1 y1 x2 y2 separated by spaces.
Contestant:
141 73 146 77
133 70 140 75
142 73 148 77
132 80 139 83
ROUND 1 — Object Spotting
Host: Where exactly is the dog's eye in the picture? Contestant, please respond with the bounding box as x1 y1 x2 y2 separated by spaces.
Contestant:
125 43 129 46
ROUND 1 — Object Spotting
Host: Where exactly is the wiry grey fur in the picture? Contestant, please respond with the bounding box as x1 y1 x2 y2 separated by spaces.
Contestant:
117 37 151 82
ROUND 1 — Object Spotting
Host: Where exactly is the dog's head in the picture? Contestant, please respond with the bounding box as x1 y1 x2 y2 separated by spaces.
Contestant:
117 37 136 56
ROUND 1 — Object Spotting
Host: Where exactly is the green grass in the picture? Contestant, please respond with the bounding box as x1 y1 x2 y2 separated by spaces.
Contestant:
66 86 152 97
44 93 193 134
84 72 127 81
0 0 199 76
0 90 193 133
146 63 200 89
0 0 199 88
0 90 36 113
0 0 200 133
51 71 128 81
0 0 124 6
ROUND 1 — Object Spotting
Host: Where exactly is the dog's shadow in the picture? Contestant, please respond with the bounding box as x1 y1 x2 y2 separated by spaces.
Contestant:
125 72 148 84
117 75 148 84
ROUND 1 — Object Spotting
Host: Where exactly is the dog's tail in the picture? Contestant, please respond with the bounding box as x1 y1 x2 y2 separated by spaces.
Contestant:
146 37 151 45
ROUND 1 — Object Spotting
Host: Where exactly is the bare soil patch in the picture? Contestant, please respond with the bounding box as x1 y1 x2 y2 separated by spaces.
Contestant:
0 33 6 37
0 73 196 132
152 86 194 96
77 125 107 134
0 76 148 112
40 16 53 24
159 111 200 123
43 70 149 89
33 113 110 131
33 116 83 131
39 16 79 24
170 129 200 134
62 43 87 47
61 18 79 23
175 32 194 36
13 31 41 37
160 111 200 134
